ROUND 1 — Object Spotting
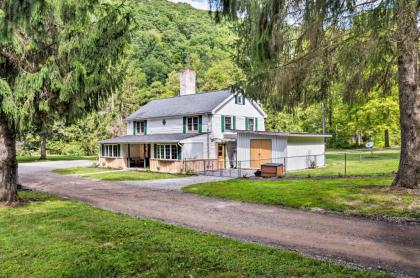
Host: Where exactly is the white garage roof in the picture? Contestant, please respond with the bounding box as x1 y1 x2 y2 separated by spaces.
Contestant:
236 131 332 138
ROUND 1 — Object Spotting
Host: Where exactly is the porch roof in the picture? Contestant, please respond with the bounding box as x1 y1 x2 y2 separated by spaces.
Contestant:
98 133 204 144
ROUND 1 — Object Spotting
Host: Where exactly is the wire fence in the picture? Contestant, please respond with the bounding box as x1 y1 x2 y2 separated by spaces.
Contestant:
193 147 400 178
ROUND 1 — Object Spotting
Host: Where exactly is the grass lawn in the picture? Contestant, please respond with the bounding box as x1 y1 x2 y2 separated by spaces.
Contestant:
17 155 96 163
183 177 419 219
0 191 389 277
53 167 186 181
288 149 400 177
53 167 117 175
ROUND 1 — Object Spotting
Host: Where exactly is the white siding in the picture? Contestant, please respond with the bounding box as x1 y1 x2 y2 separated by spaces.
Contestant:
236 133 287 169
180 134 213 159
183 142 203 159
127 122 134 135
121 144 128 158
148 117 183 134
237 134 326 171
286 137 325 171
127 115 210 135
212 96 266 139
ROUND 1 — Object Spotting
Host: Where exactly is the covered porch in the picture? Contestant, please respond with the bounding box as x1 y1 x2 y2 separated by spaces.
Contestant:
98 133 207 172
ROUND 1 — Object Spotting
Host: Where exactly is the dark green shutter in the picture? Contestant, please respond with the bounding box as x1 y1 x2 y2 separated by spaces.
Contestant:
233 116 236 130
183 117 186 134
245 117 249 130
118 145 121 157
144 120 147 135
198 115 203 133
221 115 225 132
154 144 157 158
101 144 105 156
133 122 136 135
177 145 182 160
255 118 258 131
234 95 238 104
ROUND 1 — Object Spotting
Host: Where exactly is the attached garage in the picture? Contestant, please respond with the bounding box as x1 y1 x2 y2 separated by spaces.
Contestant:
236 131 330 172
250 139 272 168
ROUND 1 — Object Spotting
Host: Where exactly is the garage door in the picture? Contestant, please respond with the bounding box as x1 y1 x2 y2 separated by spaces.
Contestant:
250 139 272 168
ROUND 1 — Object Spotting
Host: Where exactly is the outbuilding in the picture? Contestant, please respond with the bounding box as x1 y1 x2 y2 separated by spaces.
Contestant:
236 131 330 171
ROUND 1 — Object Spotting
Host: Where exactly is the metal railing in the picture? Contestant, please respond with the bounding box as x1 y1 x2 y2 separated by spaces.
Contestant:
190 148 400 178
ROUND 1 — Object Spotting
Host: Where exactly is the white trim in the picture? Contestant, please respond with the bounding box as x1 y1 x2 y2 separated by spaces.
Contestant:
101 144 121 158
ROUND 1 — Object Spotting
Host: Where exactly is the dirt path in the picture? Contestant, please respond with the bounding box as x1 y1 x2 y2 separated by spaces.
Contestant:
19 161 420 276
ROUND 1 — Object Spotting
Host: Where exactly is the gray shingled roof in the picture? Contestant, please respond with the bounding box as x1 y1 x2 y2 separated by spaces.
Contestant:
98 133 204 144
126 90 232 120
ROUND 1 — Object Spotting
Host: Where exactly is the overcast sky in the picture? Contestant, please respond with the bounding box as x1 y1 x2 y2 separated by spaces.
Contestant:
168 0 211 10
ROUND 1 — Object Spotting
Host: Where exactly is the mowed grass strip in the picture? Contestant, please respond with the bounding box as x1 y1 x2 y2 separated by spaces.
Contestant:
0 191 389 277
53 167 186 181
17 155 96 163
183 177 419 219
53 167 117 175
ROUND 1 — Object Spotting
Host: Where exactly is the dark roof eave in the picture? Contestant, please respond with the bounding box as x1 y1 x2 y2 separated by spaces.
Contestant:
98 133 206 144
125 111 213 122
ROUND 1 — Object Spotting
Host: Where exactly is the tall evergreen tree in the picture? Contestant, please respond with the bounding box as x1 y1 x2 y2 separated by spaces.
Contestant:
0 0 132 202
210 0 419 188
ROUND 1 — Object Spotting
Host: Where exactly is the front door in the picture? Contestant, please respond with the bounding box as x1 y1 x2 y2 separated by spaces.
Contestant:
217 144 226 169
250 139 272 168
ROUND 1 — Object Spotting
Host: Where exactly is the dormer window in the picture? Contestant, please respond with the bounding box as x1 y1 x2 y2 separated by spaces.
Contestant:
133 121 147 135
235 94 245 105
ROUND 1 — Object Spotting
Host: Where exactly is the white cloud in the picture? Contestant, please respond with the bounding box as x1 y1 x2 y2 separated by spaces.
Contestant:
167 0 211 11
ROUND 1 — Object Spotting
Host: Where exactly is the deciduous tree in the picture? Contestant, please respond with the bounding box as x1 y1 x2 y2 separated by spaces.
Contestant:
210 0 419 188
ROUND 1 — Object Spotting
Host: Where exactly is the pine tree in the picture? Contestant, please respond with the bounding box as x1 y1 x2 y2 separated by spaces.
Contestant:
0 0 132 202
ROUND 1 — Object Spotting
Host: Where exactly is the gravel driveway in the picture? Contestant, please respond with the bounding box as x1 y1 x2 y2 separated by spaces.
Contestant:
121 175 232 190
18 161 420 276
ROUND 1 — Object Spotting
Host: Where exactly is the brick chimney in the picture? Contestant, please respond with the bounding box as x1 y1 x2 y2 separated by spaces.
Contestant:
180 68 196 96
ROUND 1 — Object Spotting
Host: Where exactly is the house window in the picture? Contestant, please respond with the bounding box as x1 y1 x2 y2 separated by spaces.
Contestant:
101 144 120 157
248 118 255 131
156 144 179 160
187 116 199 132
235 94 245 105
134 121 146 134
225 116 232 130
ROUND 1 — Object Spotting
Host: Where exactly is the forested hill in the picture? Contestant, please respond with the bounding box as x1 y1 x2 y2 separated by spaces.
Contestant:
132 0 240 89
112 0 243 117
21 0 243 156
19 0 401 157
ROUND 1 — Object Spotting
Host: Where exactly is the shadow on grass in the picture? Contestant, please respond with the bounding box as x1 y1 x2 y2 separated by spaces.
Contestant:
0 192 389 277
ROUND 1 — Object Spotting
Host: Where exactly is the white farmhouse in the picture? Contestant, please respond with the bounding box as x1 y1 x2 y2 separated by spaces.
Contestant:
99 69 329 173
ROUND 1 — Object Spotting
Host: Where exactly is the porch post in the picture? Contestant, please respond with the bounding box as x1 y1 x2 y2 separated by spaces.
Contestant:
127 144 131 168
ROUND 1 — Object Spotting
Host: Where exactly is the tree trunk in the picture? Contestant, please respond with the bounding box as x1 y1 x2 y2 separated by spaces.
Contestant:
392 0 420 189
0 114 18 203
384 129 390 148
40 132 47 160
